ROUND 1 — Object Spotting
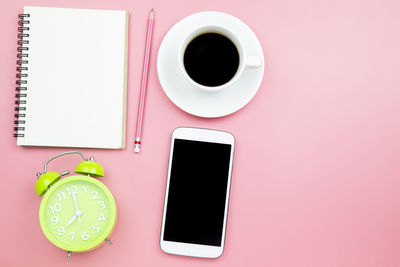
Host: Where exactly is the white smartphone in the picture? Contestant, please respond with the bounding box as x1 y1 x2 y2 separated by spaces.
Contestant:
160 127 235 258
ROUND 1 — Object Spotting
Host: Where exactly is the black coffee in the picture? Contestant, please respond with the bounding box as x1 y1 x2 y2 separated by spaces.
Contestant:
183 33 239 87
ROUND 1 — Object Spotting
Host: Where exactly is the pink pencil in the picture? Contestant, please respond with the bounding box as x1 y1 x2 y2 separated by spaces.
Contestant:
134 8 155 153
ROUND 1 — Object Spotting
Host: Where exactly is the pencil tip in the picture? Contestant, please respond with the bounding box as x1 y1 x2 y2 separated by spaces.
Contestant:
150 8 154 18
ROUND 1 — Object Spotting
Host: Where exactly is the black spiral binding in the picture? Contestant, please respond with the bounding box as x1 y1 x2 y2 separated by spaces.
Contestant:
14 13 30 138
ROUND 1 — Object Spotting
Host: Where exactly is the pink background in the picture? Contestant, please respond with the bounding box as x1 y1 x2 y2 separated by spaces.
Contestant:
1 0 400 266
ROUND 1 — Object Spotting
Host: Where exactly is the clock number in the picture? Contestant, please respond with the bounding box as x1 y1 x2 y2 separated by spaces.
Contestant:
68 232 75 241
81 232 90 240
92 224 100 234
91 191 99 200
49 203 62 214
82 185 87 193
56 192 66 202
97 201 106 210
98 213 106 222
50 216 59 225
66 186 78 195
57 226 65 236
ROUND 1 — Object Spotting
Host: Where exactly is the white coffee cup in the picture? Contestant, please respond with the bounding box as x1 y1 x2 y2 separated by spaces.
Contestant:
178 25 262 92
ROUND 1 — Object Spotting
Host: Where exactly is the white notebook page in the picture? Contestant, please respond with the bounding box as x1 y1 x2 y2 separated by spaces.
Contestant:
17 6 128 149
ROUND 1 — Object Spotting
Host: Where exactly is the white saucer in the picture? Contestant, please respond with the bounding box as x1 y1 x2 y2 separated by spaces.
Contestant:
157 12 264 118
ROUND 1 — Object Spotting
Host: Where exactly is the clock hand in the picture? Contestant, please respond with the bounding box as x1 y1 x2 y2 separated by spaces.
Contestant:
64 207 83 229
72 192 82 223
65 215 77 229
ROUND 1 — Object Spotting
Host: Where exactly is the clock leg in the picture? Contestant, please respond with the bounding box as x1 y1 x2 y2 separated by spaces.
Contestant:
67 251 72 260
105 238 112 246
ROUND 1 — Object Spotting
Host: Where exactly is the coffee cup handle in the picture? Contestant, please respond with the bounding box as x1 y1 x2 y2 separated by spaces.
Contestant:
245 57 262 69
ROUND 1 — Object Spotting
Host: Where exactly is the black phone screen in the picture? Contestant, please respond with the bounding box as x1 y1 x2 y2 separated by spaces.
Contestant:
163 139 232 246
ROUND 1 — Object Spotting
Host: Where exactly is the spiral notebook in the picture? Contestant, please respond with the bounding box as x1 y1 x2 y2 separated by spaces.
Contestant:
15 6 129 149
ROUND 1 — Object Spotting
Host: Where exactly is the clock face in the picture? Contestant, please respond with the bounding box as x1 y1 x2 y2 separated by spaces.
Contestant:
39 175 116 252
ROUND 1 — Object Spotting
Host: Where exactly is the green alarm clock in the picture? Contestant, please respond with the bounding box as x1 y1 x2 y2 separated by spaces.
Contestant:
35 151 117 259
